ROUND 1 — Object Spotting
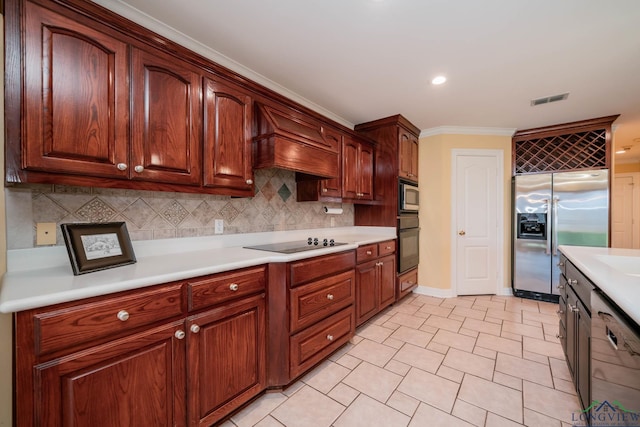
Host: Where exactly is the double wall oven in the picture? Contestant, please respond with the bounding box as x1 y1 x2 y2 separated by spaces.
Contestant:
398 181 419 273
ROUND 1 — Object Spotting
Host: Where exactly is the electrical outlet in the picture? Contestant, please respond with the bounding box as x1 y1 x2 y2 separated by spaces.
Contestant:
214 219 223 234
36 223 57 245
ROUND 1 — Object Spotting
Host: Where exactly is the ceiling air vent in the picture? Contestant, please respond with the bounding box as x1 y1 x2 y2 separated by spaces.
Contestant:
530 92 569 106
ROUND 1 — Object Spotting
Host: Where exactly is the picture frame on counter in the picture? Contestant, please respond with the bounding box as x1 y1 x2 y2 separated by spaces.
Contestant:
61 222 136 275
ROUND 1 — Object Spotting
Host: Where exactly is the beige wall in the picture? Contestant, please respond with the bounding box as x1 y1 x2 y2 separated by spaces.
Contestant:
615 162 640 174
418 133 513 293
0 13 14 426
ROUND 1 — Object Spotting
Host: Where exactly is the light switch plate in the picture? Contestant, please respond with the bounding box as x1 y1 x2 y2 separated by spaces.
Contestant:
214 219 223 234
36 223 57 245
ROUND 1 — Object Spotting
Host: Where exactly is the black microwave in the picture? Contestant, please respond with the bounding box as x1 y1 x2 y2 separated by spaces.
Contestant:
399 181 419 213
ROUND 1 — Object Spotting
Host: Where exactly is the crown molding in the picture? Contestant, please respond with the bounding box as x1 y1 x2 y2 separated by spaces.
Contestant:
91 0 355 129
420 126 517 138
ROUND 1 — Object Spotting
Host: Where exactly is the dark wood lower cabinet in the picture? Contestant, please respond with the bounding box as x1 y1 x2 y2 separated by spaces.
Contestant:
35 321 187 427
187 295 265 426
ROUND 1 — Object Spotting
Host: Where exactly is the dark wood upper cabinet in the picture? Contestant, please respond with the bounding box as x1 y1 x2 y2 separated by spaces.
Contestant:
342 136 373 202
131 48 202 185
23 2 130 178
203 78 254 196
399 131 419 182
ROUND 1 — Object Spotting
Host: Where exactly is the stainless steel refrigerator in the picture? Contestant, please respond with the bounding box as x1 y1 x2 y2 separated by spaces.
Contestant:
512 170 609 300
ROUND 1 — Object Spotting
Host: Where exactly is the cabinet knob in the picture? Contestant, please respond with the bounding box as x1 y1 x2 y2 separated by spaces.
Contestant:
190 324 200 334
134 165 144 173
386 246 391 250
322 188 328 192
568 279 578 285
117 310 130 322
557 284 565 290
175 330 186 340
556 333 564 339
246 179 253 185
326 294 334 300
366 250 372 255
458 230 466 236
570 305 579 313
229 283 239 292
116 163 128 171
557 262 565 267
556 309 564 316
326 334 334 341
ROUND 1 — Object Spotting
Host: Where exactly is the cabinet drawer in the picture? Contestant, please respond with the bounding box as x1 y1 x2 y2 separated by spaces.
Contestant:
398 268 418 295
356 244 378 263
290 251 355 287
565 261 593 310
290 270 355 333
378 240 396 256
290 306 355 379
34 283 183 356
187 266 266 311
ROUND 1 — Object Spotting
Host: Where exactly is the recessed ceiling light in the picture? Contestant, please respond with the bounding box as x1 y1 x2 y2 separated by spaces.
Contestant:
431 76 447 85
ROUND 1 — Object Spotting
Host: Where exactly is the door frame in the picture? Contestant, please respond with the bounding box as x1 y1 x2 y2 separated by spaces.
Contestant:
450 149 505 296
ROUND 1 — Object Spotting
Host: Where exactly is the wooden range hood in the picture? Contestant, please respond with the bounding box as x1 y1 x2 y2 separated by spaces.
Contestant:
253 103 340 179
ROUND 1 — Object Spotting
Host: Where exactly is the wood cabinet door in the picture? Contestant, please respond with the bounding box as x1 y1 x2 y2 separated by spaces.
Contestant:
342 136 359 199
23 2 129 178
34 321 186 427
576 299 591 411
203 78 253 195
399 131 418 182
378 254 396 309
565 288 577 380
358 141 374 201
186 294 266 426
131 48 202 185
356 259 378 326
319 128 343 198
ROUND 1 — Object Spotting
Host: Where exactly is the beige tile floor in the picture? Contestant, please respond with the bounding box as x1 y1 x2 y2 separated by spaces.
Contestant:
222 294 582 427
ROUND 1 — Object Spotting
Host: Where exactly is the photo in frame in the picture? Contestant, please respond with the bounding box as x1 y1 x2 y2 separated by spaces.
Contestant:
61 222 136 275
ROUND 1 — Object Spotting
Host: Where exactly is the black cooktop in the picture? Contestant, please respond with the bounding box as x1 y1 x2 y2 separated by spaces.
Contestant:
244 239 347 254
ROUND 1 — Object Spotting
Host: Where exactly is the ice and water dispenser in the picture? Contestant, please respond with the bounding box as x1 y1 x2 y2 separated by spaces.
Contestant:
516 213 547 240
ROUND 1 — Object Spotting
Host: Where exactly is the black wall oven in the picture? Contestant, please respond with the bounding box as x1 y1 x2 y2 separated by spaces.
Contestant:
398 215 419 273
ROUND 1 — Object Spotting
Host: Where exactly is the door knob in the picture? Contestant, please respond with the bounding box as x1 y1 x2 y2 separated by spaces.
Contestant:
458 230 466 236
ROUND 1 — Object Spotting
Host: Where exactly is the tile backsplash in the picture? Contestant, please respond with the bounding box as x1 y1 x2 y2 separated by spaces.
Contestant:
5 169 353 249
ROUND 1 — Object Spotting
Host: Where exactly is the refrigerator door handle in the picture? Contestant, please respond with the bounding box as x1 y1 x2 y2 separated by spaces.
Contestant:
552 196 559 256
543 199 551 255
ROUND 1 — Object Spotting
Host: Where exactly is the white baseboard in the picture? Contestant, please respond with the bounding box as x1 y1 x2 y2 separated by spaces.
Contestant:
496 287 514 296
412 285 456 298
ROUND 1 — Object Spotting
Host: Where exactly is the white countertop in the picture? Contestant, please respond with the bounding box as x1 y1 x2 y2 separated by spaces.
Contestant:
0 226 396 313
559 245 640 326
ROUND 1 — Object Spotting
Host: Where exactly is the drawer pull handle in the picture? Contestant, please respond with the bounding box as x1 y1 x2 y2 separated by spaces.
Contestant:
117 310 130 322
386 246 391 250
322 188 328 192
569 305 579 313
326 334 334 341
557 284 565 290
366 250 372 255
568 279 577 285
556 333 564 339
190 324 200 334
229 283 239 291
175 330 186 340
246 179 253 185
116 163 127 171
327 294 334 300
134 165 144 173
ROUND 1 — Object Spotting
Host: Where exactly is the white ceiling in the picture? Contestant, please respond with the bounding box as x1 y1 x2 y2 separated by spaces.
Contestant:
94 0 640 163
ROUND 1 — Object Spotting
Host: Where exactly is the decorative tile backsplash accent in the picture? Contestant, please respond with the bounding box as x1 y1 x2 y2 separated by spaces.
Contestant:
5 169 354 249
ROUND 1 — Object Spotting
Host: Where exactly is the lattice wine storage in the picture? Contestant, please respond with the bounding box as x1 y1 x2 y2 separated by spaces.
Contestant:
512 115 618 175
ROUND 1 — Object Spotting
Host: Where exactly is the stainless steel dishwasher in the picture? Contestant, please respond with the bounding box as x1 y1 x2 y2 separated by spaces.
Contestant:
590 289 640 424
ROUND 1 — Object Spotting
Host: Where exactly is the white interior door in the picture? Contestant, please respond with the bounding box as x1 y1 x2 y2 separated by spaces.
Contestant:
453 150 502 295
612 174 635 248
